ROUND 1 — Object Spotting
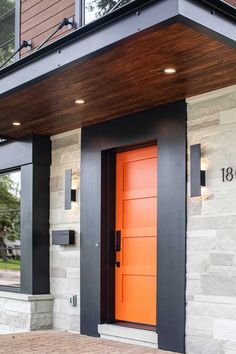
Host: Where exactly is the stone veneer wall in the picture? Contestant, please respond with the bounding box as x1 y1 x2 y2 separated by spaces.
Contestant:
50 129 81 332
0 292 53 333
186 85 236 354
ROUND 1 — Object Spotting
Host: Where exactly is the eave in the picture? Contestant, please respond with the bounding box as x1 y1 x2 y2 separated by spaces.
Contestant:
0 0 235 138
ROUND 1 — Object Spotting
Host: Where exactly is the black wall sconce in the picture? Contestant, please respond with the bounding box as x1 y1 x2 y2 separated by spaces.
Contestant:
190 144 206 197
65 169 76 210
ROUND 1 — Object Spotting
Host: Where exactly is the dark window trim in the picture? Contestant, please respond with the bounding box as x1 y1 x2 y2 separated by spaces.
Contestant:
0 136 51 295
0 167 21 292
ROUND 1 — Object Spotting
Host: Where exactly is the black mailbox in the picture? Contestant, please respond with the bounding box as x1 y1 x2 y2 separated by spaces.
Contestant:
52 230 75 245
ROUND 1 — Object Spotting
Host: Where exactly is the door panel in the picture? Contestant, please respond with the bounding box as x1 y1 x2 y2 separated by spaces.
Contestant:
115 145 157 325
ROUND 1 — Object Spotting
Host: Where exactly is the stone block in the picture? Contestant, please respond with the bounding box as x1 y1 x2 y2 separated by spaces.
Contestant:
51 267 67 278
187 237 216 251
50 176 64 193
186 336 223 354
187 300 236 320
210 253 234 266
186 315 213 338
224 342 236 354
201 274 236 296
186 279 202 297
53 313 69 330
52 133 79 151
213 319 236 342
69 315 80 332
35 300 53 313
187 251 209 273
216 229 236 251
220 107 236 125
187 92 236 120
30 313 53 331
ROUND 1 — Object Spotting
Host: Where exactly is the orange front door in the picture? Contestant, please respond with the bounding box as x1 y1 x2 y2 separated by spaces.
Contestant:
115 145 157 325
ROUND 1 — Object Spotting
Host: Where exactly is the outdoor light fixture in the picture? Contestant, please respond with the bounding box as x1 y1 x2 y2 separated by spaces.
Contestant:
12 122 21 126
190 144 206 197
164 67 176 75
75 99 85 104
65 169 76 210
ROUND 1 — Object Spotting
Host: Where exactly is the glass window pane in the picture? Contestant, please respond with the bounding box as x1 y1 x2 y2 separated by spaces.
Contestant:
0 170 21 288
85 0 132 24
0 11 15 46
0 0 15 17
0 40 15 67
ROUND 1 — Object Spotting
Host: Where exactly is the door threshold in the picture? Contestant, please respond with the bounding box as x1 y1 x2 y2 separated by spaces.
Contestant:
115 321 156 331
98 323 158 348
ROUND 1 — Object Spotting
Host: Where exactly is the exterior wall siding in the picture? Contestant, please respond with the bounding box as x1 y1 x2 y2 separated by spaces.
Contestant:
50 129 81 332
20 0 75 55
186 85 236 354
225 1 236 6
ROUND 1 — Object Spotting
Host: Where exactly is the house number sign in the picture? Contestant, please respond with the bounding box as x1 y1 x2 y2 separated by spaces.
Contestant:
221 167 235 182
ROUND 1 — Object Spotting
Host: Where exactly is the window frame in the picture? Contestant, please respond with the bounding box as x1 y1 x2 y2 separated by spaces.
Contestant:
0 0 21 67
76 0 133 26
0 167 21 293
0 136 51 295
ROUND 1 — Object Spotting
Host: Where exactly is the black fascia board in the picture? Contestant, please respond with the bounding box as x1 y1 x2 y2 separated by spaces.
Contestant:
0 0 235 96
178 0 236 48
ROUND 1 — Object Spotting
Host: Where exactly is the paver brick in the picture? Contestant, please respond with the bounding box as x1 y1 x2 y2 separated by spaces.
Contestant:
0 330 178 354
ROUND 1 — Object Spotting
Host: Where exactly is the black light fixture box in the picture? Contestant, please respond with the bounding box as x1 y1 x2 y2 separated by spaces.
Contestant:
65 169 76 210
190 144 206 197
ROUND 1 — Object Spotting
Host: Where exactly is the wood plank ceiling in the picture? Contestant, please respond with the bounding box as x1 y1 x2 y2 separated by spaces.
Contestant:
1 22 236 138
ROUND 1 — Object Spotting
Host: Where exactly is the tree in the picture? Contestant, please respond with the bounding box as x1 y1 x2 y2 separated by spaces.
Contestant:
86 0 131 18
0 0 15 67
0 173 20 262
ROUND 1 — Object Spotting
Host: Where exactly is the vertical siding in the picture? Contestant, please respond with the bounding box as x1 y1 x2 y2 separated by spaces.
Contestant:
20 0 75 56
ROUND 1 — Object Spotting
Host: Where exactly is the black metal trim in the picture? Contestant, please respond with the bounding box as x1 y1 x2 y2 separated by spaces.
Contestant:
81 100 187 353
0 0 155 77
0 0 235 80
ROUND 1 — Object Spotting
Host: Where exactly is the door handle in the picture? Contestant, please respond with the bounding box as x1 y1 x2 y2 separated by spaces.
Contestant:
115 230 121 252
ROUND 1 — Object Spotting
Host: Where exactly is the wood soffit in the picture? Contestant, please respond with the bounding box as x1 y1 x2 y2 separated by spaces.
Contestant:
0 21 236 138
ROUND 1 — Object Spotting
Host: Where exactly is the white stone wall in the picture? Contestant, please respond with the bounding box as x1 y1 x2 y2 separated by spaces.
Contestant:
0 292 53 333
50 129 81 332
186 85 236 354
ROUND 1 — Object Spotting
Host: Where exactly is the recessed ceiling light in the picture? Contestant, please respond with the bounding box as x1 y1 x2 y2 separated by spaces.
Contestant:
164 67 176 75
75 99 85 104
12 122 21 126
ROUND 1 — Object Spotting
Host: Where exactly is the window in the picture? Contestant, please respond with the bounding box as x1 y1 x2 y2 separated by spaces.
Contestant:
0 170 21 288
0 0 16 68
84 0 132 24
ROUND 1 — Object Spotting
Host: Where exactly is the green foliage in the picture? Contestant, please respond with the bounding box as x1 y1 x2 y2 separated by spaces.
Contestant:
0 173 20 242
0 0 15 67
0 258 20 270
86 0 131 18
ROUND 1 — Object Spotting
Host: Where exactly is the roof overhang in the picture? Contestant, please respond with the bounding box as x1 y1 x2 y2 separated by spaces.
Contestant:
0 0 235 137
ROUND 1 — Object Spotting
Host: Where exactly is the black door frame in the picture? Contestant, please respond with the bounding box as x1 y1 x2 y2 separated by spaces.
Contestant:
81 100 187 353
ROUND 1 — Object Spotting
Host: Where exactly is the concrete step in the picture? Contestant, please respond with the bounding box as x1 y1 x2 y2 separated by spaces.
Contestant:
98 324 158 348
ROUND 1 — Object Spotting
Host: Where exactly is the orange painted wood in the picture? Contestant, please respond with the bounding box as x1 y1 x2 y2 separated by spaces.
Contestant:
115 145 157 325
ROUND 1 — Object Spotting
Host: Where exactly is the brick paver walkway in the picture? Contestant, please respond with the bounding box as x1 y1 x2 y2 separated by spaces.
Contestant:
0 330 178 354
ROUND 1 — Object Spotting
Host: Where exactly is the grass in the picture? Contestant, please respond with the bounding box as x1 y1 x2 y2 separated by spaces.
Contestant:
0 258 20 270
